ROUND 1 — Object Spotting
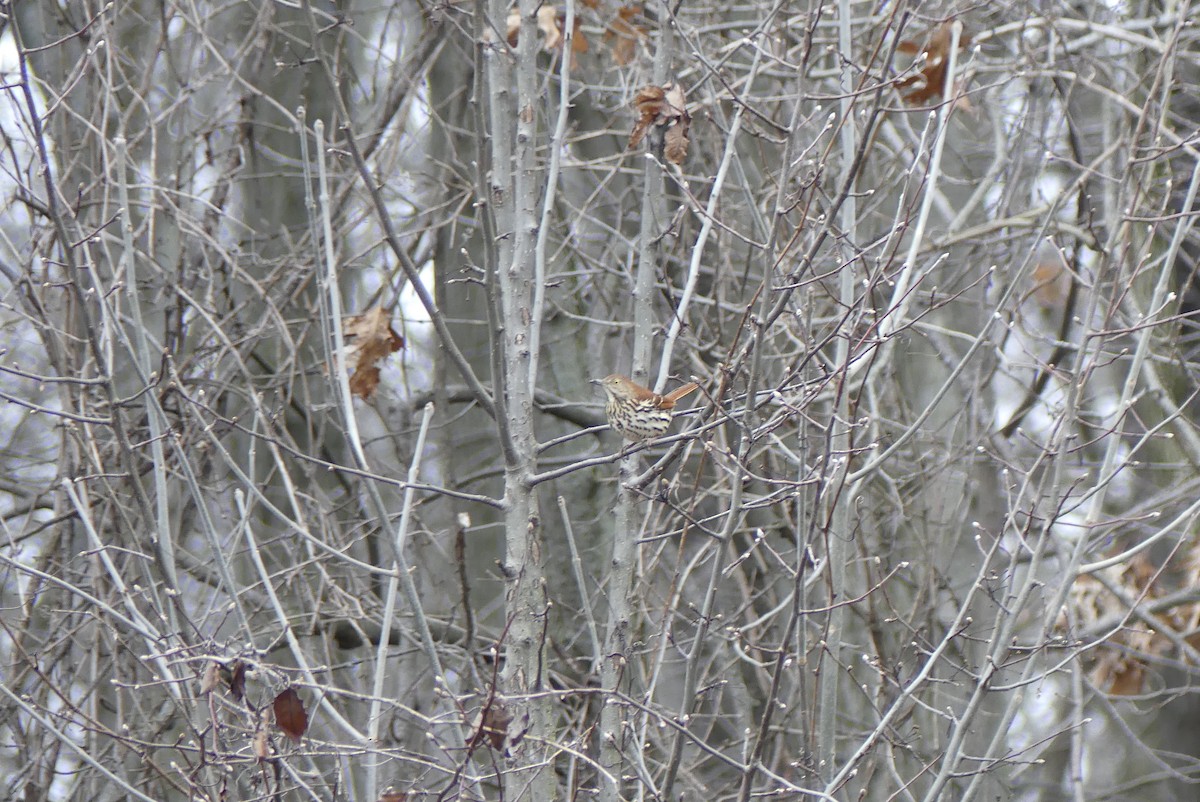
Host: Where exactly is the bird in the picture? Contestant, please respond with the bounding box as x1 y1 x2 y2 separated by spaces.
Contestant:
593 374 699 442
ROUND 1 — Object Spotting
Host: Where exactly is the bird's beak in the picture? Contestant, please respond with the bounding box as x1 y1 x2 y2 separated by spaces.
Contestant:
589 378 601 386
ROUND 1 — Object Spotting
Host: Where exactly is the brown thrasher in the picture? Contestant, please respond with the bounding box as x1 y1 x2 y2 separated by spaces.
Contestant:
594 374 699 441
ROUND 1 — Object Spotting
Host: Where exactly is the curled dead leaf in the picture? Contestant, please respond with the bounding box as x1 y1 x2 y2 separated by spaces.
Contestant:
343 306 404 400
664 121 688 166
629 85 664 150
629 81 690 165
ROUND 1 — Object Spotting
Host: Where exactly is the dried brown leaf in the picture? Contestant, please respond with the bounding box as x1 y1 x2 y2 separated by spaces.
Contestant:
663 121 689 165
273 687 309 743
628 85 665 149
628 82 689 164
378 793 408 802
343 306 404 400
662 82 686 117
349 367 383 400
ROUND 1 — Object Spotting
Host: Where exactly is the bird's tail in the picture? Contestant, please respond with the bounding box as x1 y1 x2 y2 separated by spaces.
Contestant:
662 381 699 405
